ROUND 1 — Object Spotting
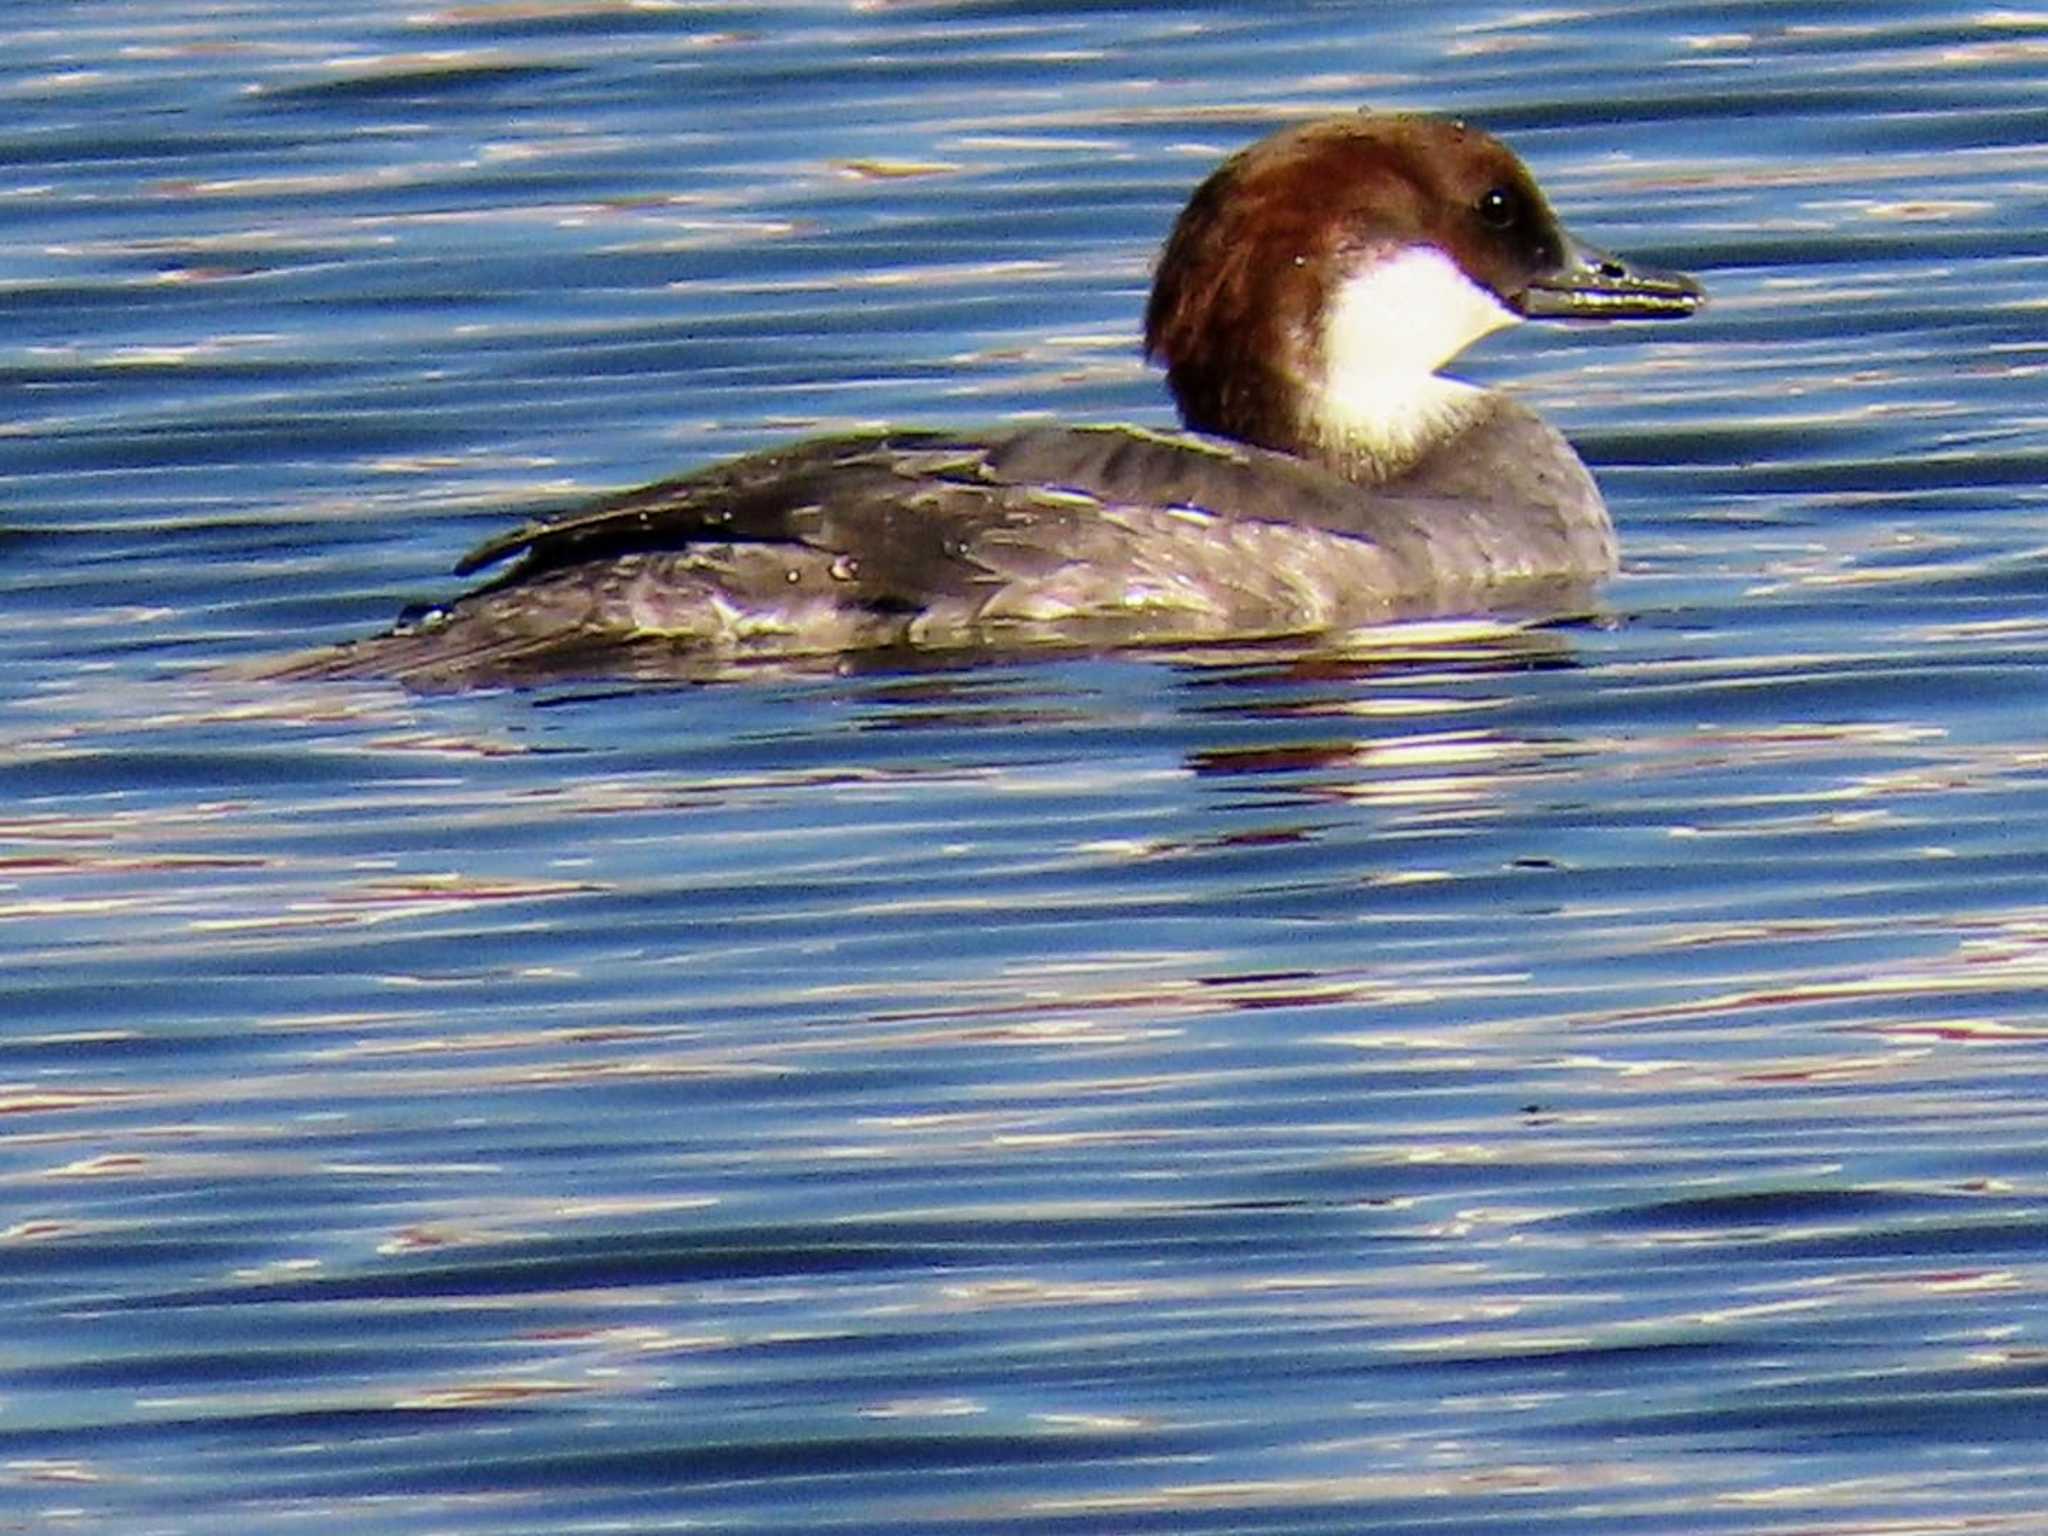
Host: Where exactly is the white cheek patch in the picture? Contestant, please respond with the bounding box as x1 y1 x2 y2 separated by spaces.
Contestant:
1322 243 1522 381
1311 245 1521 466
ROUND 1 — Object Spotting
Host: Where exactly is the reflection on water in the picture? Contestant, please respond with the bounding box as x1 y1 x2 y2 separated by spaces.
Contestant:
5 3 2048 1533
14 605 2048 1526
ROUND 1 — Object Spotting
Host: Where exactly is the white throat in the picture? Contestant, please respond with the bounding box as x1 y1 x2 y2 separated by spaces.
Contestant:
1309 244 1521 476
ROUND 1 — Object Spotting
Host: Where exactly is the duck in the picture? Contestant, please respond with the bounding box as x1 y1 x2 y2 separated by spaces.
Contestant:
273 110 1702 686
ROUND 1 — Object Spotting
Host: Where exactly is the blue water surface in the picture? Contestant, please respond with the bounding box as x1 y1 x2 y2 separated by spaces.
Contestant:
4 4 2048 1531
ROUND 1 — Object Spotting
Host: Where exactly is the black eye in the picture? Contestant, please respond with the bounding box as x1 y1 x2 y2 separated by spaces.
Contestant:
1477 186 1518 230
